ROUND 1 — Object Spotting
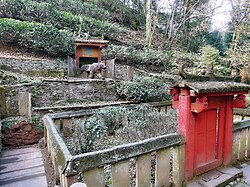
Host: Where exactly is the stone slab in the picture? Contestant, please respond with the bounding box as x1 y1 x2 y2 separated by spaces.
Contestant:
217 167 243 177
104 59 115 78
201 170 221 182
186 181 203 187
242 165 250 185
188 167 244 187
68 56 77 77
0 146 47 187
199 173 234 187
18 92 31 119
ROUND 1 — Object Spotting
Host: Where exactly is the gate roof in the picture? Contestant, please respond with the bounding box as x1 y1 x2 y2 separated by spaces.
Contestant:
172 81 250 94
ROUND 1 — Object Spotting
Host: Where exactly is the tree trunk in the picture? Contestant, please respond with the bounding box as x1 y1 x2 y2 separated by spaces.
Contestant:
145 0 152 47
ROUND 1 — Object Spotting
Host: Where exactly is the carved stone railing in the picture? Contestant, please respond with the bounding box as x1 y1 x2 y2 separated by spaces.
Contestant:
43 103 184 187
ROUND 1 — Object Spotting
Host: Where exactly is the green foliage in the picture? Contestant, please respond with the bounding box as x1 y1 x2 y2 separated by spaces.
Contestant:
201 45 220 67
201 45 232 75
94 0 145 29
31 116 43 132
97 107 128 135
102 45 173 69
205 30 225 55
1 121 13 129
0 0 121 37
74 106 127 152
0 18 74 56
34 0 110 21
115 76 171 102
72 104 177 153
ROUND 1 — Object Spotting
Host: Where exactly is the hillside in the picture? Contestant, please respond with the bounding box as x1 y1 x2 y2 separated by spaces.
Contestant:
0 0 199 74
0 0 249 77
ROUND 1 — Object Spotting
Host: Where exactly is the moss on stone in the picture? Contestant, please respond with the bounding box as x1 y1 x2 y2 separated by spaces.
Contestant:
0 86 7 119
26 69 64 78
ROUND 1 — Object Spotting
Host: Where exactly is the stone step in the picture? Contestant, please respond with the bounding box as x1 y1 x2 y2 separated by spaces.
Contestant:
187 167 243 187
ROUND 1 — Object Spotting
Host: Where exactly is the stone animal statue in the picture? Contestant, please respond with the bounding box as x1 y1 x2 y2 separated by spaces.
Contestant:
80 62 107 79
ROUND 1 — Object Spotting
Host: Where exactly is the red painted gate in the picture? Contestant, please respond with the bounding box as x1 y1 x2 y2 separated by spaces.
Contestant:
194 97 225 175
170 81 249 181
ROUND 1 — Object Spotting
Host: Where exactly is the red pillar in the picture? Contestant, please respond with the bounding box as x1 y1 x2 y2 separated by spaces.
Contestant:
223 95 234 165
178 88 195 180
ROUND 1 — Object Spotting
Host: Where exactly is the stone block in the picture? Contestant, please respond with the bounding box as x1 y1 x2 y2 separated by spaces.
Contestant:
127 65 134 80
68 56 77 77
217 167 243 177
186 181 203 187
201 170 222 182
18 92 31 119
202 173 236 187
0 86 7 118
104 59 115 78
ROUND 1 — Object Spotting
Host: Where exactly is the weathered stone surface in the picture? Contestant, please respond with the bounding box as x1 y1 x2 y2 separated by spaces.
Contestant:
5 79 118 117
0 86 7 118
0 121 2 152
18 92 31 119
189 167 244 187
68 56 77 77
127 65 134 80
199 174 233 187
104 59 115 78
0 58 66 75
72 133 184 171
217 167 243 177
186 181 203 187
201 170 221 182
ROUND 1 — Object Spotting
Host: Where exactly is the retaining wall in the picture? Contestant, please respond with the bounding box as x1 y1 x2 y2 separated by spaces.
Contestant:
3 79 118 117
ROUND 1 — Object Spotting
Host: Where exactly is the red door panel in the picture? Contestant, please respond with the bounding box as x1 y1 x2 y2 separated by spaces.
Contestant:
194 104 224 174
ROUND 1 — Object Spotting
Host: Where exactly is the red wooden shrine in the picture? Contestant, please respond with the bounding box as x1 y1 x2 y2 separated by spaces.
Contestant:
74 38 109 68
170 81 250 181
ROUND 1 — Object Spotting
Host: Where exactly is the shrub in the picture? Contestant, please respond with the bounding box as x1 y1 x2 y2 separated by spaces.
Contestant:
71 104 177 153
115 76 171 102
0 18 74 56
102 45 174 70
0 0 121 37
34 0 110 21
95 0 146 29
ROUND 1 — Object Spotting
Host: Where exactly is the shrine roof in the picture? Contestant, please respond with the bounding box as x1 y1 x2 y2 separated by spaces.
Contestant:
75 37 109 44
173 81 250 94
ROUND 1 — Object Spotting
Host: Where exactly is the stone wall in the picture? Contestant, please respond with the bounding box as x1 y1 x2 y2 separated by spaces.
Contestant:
0 121 2 152
0 57 66 78
4 79 118 117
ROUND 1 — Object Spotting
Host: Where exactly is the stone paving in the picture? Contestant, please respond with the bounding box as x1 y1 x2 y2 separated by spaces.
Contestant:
187 163 250 187
0 146 47 187
234 162 250 187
